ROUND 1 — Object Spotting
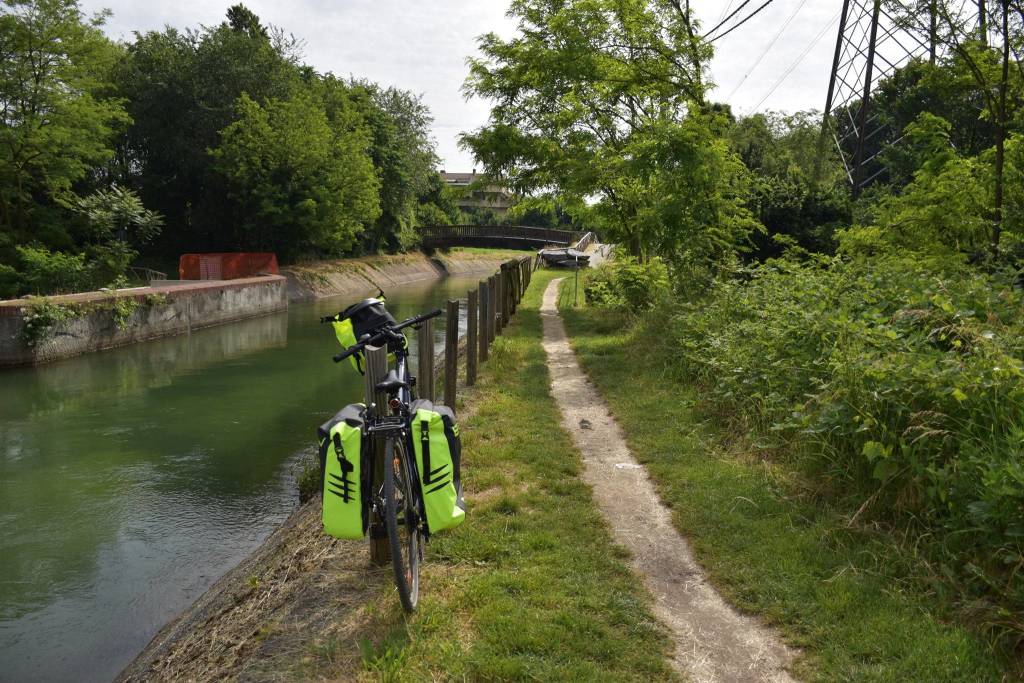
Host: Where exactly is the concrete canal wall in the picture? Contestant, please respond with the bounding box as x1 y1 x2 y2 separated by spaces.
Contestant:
282 250 523 301
0 276 288 368
0 250 527 368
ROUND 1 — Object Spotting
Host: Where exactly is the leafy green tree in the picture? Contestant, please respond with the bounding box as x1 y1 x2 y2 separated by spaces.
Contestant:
349 82 439 252
462 0 754 272
0 0 128 239
210 92 380 259
115 5 301 252
728 111 851 257
415 172 463 226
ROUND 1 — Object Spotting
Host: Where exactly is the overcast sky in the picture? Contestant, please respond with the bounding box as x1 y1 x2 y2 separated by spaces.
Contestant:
81 0 841 171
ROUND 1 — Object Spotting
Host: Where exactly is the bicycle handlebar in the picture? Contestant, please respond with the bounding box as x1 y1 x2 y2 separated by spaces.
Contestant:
331 308 443 363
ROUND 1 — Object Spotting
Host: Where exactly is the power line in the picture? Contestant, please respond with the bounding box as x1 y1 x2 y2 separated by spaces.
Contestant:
702 0 755 40
717 1 736 24
726 0 810 100
753 10 841 111
708 0 780 45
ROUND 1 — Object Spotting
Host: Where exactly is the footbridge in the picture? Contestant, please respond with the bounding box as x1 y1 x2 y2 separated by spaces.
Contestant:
419 224 593 251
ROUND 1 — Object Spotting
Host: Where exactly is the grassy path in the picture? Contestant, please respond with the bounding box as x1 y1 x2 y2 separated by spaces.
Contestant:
558 286 1015 682
304 269 678 681
540 278 795 682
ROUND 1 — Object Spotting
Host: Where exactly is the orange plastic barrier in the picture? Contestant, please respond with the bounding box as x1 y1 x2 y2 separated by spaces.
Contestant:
178 253 279 280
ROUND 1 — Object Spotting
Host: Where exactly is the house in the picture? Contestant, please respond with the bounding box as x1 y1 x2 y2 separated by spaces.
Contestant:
440 170 516 217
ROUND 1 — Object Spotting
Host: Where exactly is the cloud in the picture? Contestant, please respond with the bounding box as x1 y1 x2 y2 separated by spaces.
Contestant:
84 0 837 170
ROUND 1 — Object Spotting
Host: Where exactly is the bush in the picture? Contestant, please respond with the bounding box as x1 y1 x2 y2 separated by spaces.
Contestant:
16 246 89 295
668 253 1024 640
583 256 670 310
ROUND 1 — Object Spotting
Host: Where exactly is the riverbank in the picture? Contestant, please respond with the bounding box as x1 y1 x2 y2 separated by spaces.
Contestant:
117 269 677 682
0 249 525 368
282 248 524 302
0 275 288 368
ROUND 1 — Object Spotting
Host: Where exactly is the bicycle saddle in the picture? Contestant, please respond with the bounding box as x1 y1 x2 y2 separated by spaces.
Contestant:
375 369 410 394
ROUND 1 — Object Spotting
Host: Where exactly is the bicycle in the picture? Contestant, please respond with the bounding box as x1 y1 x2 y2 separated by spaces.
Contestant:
321 306 442 612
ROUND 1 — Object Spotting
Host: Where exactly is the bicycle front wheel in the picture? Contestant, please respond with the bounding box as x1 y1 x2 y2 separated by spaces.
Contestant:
383 436 421 612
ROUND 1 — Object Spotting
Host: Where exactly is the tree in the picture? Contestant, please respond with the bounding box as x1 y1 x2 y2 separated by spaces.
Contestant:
728 111 851 257
0 0 128 239
350 82 439 252
462 0 754 269
115 5 301 253
885 0 1024 253
210 92 380 259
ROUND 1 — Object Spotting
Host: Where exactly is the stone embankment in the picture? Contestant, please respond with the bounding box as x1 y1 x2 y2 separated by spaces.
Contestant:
281 250 521 301
0 276 288 368
0 250 524 368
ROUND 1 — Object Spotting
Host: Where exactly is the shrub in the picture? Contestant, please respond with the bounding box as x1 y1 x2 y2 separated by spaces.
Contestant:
16 246 89 295
667 253 1024 640
583 256 670 310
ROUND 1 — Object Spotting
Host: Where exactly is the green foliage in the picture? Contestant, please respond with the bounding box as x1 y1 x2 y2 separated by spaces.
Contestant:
667 253 1024 641
727 111 851 257
14 245 89 294
295 454 321 505
583 257 670 310
462 0 748 266
0 0 129 238
211 92 380 259
74 185 164 244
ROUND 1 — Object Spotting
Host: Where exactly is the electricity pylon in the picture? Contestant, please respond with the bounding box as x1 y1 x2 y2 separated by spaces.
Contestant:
822 0 934 196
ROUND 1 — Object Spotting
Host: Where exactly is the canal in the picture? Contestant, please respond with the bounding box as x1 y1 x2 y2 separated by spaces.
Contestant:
0 274 480 683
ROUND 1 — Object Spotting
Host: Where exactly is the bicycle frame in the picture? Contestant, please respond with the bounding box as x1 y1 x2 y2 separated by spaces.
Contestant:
364 338 425 535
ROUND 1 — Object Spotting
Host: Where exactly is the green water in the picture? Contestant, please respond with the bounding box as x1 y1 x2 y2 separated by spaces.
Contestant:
0 275 479 683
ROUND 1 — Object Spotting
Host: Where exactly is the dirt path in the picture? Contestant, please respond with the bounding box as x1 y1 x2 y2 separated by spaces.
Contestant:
540 279 797 683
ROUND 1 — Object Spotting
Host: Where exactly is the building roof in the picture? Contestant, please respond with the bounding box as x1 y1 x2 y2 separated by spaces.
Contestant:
440 171 478 186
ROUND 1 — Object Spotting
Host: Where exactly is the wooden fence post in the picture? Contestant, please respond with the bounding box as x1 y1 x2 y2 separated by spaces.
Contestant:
467 288 477 386
479 280 489 362
491 272 499 335
363 344 390 565
444 299 459 408
417 317 434 401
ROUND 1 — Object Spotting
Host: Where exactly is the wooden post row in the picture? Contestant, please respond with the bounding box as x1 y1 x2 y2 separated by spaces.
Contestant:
479 279 489 362
467 288 477 386
444 299 459 408
363 344 391 565
417 317 434 402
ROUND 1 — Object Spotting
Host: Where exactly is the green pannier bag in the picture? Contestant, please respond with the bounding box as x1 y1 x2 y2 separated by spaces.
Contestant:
318 403 369 540
409 399 465 534
328 297 399 373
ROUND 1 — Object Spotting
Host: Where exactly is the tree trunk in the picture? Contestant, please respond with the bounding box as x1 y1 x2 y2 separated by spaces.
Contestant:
992 0 1009 255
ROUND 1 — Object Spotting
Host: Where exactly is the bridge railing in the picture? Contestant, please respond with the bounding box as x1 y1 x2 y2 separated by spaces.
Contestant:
420 224 583 249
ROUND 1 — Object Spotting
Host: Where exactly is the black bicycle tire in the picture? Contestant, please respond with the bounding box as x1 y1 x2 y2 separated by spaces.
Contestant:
384 437 420 612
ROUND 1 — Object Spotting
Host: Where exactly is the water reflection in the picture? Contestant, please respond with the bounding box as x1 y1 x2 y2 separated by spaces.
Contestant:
0 274 483 683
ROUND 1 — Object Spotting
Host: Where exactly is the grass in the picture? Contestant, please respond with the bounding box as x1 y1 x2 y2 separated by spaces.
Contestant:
302 269 677 682
557 280 1017 682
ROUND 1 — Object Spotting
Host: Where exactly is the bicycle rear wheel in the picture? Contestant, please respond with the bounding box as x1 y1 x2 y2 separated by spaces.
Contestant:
383 436 421 612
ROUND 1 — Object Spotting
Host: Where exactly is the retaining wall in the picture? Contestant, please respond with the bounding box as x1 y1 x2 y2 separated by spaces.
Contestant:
282 250 523 302
0 276 288 368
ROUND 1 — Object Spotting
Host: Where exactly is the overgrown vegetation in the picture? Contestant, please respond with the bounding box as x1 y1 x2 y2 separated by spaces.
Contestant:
0 0 464 298
560 284 1016 680
464 0 1024 671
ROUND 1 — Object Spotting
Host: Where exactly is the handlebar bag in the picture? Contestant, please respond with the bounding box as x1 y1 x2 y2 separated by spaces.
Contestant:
330 298 401 373
318 403 370 539
409 399 465 534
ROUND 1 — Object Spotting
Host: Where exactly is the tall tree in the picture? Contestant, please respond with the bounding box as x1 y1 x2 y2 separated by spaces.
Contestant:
0 0 127 240
463 0 755 267
210 92 380 259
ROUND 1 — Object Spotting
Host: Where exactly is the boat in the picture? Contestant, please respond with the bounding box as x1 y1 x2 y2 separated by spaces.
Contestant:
538 247 590 268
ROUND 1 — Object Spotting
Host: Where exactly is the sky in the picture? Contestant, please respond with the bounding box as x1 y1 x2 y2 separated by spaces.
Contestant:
80 0 843 172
